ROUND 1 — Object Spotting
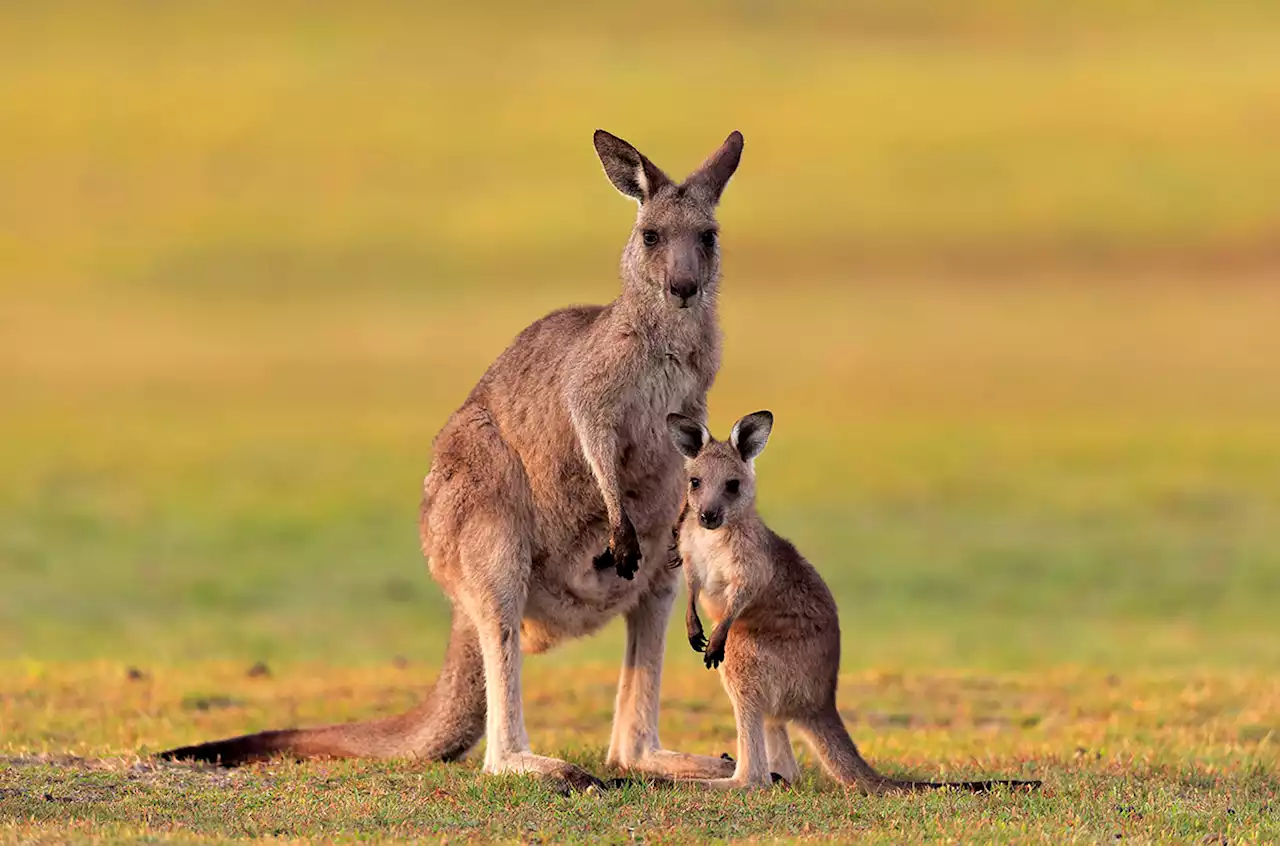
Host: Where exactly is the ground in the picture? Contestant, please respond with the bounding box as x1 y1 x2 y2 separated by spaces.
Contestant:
3 664 1275 843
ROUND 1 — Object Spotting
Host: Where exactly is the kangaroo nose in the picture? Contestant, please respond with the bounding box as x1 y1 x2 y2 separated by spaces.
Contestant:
669 279 699 305
698 509 723 530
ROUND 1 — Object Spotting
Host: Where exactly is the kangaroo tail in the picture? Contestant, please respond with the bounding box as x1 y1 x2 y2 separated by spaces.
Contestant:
158 611 485 766
796 708 1041 795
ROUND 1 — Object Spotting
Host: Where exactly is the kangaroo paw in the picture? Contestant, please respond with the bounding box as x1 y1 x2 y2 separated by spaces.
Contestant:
592 548 616 571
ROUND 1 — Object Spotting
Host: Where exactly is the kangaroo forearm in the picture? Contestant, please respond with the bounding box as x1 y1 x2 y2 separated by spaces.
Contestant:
566 396 626 526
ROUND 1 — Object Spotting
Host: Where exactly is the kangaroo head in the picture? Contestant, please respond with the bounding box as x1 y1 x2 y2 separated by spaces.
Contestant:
666 410 772 530
594 129 744 311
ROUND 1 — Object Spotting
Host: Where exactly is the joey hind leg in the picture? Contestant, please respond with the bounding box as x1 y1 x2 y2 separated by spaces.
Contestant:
606 565 734 780
683 696 772 790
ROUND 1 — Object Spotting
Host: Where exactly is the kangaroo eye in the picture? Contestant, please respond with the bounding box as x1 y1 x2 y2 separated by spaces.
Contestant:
642 230 660 247
700 229 718 248
725 479 740 495
689 477 701 489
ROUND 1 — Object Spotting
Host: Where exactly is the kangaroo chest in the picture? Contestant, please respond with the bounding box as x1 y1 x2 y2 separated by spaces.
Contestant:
616 346 708 508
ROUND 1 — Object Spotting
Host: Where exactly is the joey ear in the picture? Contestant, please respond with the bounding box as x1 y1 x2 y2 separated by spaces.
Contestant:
593 129 672 203
684 130 744 205
666 413 709 459
730 410 773 462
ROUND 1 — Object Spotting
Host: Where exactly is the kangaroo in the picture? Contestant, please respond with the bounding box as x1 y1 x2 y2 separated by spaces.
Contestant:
159 130 746 792
668 411 1043 794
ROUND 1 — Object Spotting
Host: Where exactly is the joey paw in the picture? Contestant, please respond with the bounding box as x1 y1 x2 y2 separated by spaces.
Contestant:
688 631 708 653
704 645 724 670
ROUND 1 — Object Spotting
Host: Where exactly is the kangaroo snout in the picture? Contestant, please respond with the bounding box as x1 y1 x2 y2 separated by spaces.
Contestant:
699 509 724 530
669 278 699 307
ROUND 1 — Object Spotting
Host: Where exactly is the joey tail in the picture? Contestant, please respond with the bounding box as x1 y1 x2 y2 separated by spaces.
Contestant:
798 709 1041 795
159 612 485 766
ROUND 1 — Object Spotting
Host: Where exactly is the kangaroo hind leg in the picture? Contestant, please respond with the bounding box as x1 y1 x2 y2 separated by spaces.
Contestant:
606 570 735 780
450 517 602 792
433 415 604 793
765 721 799 785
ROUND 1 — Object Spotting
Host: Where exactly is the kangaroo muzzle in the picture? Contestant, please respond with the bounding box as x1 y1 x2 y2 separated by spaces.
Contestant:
669 278 699 307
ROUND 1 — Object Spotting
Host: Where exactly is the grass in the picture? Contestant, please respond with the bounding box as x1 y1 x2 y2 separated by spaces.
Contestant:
3 1 1280 842
2 664 1276 843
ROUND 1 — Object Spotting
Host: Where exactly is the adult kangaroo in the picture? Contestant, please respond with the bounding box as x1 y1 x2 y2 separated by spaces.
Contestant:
160 129 745 791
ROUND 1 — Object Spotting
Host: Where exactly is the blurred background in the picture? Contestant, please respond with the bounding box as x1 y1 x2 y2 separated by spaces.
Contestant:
3 1 1278 673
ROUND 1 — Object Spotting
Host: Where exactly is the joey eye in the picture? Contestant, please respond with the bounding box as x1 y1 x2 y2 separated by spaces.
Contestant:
725 479 740 495
641 230 660 247
700 229 718 248
689 477 701 489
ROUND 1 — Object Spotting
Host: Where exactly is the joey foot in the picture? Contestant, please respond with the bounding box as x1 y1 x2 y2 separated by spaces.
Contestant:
593 514 642 580
709 754 787 788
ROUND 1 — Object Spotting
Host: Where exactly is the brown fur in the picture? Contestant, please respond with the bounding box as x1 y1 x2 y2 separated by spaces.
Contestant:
668 411 1043 794
160 130 746 791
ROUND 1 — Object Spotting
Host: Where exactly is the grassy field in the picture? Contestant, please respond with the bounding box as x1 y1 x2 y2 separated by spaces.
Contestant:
3 664 1276 843
2 1 1279 842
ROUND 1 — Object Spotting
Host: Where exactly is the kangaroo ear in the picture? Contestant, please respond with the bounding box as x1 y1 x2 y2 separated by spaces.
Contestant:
684 130 744 205
730 410 772 462
594 129 672 203
666 413 709 459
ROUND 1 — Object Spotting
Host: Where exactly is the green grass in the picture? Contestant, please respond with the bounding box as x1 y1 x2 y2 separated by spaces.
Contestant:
3 1 1280 842
2 664 1276 843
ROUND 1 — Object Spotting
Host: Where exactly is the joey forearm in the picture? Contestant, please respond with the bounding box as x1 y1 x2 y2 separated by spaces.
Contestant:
686 584 706 652
701 584 759 670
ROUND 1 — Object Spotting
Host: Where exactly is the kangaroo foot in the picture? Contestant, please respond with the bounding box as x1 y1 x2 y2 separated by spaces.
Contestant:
486 753 604 794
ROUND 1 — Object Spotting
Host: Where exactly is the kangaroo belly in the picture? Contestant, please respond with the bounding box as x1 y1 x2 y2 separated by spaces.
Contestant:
521 514 682 652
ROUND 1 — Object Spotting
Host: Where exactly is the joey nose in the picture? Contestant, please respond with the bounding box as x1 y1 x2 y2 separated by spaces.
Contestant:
698 510 723 530
669 279 699 305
